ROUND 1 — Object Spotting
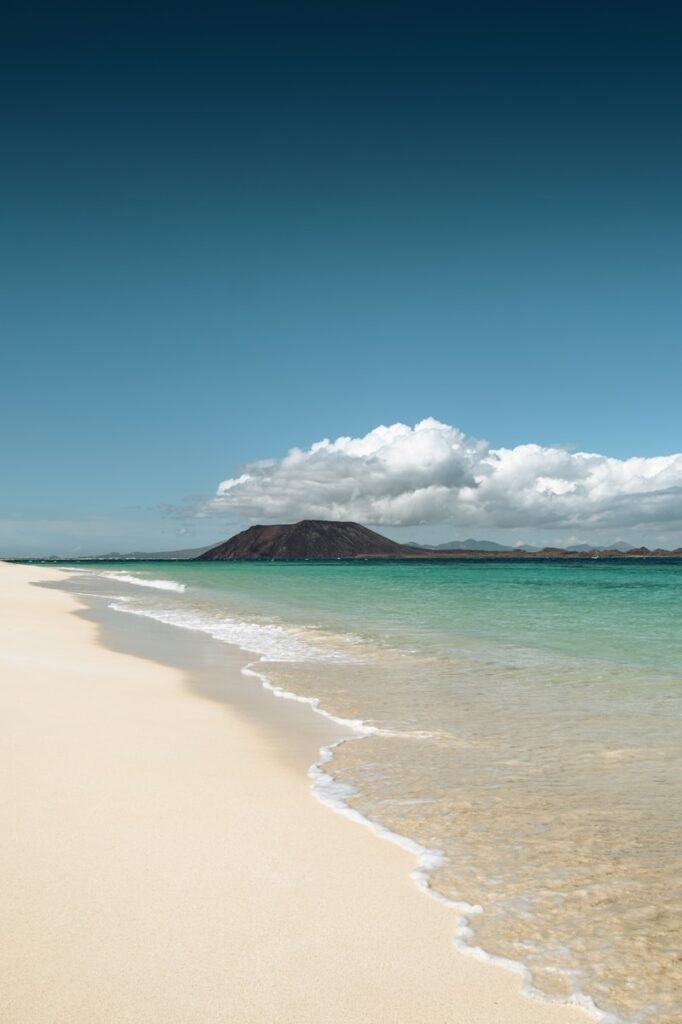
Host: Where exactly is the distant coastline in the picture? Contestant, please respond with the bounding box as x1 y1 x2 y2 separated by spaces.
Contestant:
5 517 681 564
5 521 682 564
9 549 682 565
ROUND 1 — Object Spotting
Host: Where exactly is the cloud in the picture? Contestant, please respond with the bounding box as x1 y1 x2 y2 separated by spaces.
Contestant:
208 418 682 535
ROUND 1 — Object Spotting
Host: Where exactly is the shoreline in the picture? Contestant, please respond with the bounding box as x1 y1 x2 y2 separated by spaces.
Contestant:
1 562 596 1023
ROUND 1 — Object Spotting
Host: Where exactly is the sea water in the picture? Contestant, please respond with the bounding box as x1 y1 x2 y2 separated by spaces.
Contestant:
56 558 682 1023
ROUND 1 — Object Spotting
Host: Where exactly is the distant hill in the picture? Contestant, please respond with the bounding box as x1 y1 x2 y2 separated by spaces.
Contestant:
8 530 681 564
406 539 514 551
196 522 682 561
410 539 636 553
32 543 218 562
97 543 217 560
198 520 410 561
565 541 633 553
436 538 514 551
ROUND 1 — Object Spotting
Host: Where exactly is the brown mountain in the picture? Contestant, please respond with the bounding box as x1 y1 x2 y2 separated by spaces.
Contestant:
196 521 682 562
198 520 411 560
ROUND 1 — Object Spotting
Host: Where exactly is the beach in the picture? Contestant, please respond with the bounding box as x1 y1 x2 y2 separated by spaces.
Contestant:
0 561 598 1024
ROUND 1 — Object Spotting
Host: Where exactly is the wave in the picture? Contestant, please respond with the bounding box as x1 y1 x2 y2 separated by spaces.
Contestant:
60 565 186 593
100 572 186 593
240 659 612 1023
107 601 356 664
102 594 615 1023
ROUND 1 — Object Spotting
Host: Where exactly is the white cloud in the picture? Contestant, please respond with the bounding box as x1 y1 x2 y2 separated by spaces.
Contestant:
210 418 682 536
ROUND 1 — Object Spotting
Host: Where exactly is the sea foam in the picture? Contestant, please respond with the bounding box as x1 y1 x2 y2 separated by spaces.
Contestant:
98 577 628 1024
241 659 611 1023
100 572 186 593
107 601 355 664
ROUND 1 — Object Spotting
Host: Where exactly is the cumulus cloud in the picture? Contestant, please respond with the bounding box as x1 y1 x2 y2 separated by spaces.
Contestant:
209 418 682 535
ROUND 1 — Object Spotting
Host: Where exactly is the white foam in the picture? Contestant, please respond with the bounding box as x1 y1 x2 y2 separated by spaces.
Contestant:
107 602 355 665
306 732 612 1022
240 657 612 1023
59 566 186 594
101 572 186 592
102 594 617 1023
241 664 378 734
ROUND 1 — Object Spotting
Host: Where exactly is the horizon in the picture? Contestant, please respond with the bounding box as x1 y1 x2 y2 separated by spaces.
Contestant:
4 516 679 561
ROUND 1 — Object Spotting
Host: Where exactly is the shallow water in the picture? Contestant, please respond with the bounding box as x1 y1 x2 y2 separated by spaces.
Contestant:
53 558 682 1023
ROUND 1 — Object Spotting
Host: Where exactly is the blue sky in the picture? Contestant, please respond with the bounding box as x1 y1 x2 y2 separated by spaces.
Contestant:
2 2 682 555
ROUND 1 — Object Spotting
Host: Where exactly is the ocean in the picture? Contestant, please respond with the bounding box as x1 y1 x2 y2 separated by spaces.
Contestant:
54 558 681 1024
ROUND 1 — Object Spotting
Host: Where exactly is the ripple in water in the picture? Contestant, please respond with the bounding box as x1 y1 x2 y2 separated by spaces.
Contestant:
265 654 682 1024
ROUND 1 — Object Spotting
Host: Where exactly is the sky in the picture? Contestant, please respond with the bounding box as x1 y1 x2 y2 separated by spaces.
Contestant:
2 1 682 555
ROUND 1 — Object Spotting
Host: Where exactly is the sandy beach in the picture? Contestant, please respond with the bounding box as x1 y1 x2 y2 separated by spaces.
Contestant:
0 562 595 1024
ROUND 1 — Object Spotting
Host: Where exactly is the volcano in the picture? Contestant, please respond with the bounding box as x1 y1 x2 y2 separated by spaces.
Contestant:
197 520 413 560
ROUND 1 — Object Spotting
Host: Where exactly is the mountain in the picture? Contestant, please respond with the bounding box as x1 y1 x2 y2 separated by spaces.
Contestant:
406 539 515 551
34 543 218 562
196 522 682 561
15 531 680 564
434 538 514 551
565 541 643 553
410 539 637 553
98 544 217 559
198 521 412 560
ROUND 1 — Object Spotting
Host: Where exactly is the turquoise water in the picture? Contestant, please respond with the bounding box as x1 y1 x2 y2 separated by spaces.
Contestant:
59 559 682 1023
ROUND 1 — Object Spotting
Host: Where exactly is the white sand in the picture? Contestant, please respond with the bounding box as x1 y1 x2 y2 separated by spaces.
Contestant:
0 563 594 1023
